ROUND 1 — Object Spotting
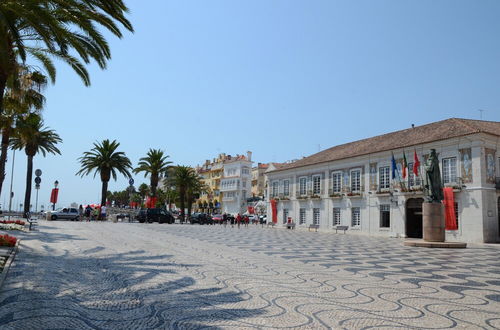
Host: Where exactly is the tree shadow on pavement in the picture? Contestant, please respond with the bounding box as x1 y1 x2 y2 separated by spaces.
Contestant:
0 239 265 329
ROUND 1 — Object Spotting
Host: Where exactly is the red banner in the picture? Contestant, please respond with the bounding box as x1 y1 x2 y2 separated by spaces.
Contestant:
146 196 157 208
443 187 457 230
50 188 59 204
271 199 277 223
247 206 255 214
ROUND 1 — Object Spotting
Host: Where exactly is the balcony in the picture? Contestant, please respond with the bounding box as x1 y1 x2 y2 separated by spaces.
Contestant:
222 196 235 202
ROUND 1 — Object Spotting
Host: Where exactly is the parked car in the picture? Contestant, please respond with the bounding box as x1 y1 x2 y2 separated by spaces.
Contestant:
259 215 267 225
50 208 79 221
189 213 213 225
212 214 223 222
136 208 175 224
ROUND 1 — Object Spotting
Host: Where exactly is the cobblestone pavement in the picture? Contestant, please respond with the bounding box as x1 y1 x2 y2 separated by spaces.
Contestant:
0 221 499 329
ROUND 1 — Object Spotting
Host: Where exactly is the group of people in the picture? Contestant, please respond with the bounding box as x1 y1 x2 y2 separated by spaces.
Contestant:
222 213 251 228
78 204 107 221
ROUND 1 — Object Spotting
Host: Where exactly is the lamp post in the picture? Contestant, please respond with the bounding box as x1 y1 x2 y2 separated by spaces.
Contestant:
52 180 59 210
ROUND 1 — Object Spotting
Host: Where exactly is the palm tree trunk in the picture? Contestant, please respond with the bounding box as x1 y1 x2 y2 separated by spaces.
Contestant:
151 175 157 198
0 125 11 199
179 187 185 222
187 193 193 218
100 180 108 220
23 154 34 218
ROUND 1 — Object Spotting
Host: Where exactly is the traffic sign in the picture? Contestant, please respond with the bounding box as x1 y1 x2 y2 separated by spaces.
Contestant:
34 177 41 184
129 178 134 186
35 169 42 176
35 184 40 189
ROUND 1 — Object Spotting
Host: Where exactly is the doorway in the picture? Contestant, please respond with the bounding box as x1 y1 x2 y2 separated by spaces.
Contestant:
406 198 424 238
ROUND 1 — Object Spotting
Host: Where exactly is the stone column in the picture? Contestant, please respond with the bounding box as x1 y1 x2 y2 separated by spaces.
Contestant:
423 202 445 242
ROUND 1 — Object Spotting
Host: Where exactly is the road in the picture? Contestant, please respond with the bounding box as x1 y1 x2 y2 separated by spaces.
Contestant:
0 221 499 329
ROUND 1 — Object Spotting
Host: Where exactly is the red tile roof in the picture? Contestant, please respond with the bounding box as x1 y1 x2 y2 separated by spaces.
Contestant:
269 118 500 173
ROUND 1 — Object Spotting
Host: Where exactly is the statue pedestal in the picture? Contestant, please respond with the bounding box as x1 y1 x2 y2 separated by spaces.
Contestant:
423 202 445 242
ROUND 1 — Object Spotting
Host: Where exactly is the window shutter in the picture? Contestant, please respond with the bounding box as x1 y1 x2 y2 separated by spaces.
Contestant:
295 177 300 196
307 176 312 194
321 172 325 194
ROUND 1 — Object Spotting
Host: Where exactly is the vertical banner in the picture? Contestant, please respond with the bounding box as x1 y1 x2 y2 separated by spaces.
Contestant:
50 188 59 204
443 187 457 230
270 199 277 224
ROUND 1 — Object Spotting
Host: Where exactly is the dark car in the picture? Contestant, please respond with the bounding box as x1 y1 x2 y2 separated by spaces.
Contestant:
189 213 213 225
136 208 174 224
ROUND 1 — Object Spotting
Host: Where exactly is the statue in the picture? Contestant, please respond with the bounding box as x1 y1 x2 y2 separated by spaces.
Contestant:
424 149 443 203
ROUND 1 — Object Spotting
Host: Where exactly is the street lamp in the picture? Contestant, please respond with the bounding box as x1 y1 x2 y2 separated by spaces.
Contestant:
52 180 59 210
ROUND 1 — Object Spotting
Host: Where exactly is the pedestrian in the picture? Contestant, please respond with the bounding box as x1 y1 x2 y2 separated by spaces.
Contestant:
244 215 249 227
78 205 83 221
85 205 92 222
223 213 227 228
93 207 99 221
236 213 241 229
101 205 107 220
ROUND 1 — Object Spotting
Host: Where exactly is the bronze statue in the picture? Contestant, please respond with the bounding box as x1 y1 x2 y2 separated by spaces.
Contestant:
424 149 443 202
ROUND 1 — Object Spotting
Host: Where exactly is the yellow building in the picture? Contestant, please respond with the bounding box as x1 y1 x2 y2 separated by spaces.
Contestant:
196 154 228 213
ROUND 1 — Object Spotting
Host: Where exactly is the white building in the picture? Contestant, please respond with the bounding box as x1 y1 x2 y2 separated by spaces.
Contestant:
266 118 500 243
220 152 253 215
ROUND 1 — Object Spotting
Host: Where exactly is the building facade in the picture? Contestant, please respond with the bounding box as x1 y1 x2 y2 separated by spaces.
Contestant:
266 118 500 243
220 152 253 215
251 163 269 198
196 154 227 213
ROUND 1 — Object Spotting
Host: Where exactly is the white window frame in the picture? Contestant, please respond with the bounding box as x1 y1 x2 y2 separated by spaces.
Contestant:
299 177 307 196
283 180 290 196
380 204 390 228
272 181 279 197
331 171 342 193
351 207 360 227
313 208 320 225
350 169 361 193
312 175 321 195
299 208 306 224
379 166 390 190
442 157 457 184
333 208 341 226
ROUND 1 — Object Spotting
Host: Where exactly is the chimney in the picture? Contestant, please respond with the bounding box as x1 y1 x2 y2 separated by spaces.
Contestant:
247 151 252 161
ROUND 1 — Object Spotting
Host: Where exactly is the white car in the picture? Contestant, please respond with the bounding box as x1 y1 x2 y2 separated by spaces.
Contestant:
49 208 79 221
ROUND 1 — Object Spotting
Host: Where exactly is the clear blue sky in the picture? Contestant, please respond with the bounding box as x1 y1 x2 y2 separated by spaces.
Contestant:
3 0 500 209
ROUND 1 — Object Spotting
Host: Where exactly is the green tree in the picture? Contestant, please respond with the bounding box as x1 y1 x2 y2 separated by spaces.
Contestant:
76 139 132 217
0 67 47 195
10 113 61 217
133 149 172 198
0 0 133 198
168 166 205 221
138 183 150 200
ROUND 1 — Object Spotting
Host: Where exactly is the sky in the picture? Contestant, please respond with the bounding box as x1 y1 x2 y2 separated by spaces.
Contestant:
3 0 500 210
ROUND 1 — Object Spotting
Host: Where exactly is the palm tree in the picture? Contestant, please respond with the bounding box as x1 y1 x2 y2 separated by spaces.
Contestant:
0 0 134 197
168 166 197 221
0 67 47 195
133 149 172 198
10 113 61 217
138 183 150 201
186 175 207 218
76 139 132 217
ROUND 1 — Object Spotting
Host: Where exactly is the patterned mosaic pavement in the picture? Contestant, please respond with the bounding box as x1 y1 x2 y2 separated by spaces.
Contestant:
0 221 499 329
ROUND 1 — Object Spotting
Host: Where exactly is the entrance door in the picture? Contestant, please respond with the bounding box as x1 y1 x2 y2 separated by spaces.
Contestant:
406 198 424 238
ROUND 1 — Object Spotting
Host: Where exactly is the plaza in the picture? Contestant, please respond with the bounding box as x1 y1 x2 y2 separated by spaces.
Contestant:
0 221 499 329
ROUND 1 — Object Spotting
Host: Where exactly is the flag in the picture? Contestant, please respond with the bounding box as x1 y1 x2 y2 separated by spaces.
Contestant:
413 150 420 177
402 151 408 179
391 153 397 179
443 187 457 230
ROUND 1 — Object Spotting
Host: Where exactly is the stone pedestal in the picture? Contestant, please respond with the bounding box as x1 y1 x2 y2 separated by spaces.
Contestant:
423 202 445 242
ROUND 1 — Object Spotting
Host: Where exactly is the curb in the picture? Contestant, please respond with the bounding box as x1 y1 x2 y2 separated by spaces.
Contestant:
0 239 20 291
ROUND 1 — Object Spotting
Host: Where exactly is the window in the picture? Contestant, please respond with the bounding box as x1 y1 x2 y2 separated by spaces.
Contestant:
380 204 390 228
331 172 342 193
351 207 360 226
242 180 246 188
313 208 320 225
283 209 288 224
299 208 306 224
312 175 321 194
350 170 361 192
272 181 279 197
454 202 459 229
299 177 307 195
283 180 290 196
379 166 390 190
442 157 457 184
333 208 341 226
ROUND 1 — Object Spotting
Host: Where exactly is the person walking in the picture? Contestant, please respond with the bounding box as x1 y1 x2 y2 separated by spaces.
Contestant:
101 205 107 221
244 215 249 228
78 205 84 221
223 213 227 228
236 213 241 229
85 205 92 222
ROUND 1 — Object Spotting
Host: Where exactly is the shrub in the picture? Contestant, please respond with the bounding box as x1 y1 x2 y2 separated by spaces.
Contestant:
0 234 17 247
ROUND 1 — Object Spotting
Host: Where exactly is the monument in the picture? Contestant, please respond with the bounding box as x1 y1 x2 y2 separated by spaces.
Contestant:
423 149 445 242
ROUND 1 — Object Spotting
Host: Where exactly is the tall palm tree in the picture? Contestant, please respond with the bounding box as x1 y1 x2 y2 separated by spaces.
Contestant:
138 183 150 201
10 113 61 217
0 0 134 198
186 175 207 218
76 139 132 217
133 149 172 198
168 166 197 221
0 67 47 195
